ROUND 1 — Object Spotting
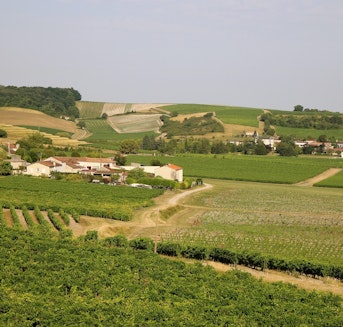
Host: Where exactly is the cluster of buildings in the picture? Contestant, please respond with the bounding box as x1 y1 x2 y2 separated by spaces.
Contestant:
3 143 183 183
233 134 343 156
24 156 183 183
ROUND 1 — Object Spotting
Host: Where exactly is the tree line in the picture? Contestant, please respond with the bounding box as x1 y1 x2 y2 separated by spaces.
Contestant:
260 110 343 130
0 85 81 119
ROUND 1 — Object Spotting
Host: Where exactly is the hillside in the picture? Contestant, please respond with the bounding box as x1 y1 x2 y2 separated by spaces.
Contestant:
0 107 87 146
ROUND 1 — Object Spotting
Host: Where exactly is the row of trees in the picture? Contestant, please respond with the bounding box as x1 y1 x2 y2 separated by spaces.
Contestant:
0 85 81 119
260 110 343 130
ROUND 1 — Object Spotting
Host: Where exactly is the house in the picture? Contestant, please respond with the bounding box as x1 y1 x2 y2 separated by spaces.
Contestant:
7 155 28 173
25 160 63 177
155 164 183 182
121 162 184 182
25 156 122 179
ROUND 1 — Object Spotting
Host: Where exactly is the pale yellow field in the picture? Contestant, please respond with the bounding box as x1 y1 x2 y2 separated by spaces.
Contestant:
0 107 79 133
0 107 90 146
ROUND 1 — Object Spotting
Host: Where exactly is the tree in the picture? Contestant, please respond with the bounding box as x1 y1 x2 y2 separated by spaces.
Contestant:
0 129 7 138
276 141 298 156
254 141 268 155
294 105 304 112
77 121 86 129
317 135 328 142
127 168 146 181
0 161 12 175
114 152 126 166
101 113 108 119
119 139 139 154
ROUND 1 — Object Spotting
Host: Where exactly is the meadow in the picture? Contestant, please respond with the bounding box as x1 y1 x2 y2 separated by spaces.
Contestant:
160 179 343 266
128 153 343 184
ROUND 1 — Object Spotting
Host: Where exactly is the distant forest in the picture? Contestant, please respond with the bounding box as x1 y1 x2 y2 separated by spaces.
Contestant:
0 85 81 119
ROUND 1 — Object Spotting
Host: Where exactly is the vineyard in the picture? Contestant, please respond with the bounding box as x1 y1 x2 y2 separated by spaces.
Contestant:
0 176 163 221
128 154 343 184
0 204 75 236
159 179 343 268
0 227 341 326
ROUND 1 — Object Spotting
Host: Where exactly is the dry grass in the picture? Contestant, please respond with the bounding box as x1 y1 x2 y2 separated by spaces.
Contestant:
0 107 78 133
0 107 88 146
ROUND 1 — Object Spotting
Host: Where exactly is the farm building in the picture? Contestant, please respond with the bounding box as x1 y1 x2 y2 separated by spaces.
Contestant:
155 164 183 182
25 156 123 179
25 160 64 177
122 163 183 182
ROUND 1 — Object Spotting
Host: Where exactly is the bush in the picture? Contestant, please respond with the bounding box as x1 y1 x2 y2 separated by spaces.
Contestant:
102 235 128 248
181 245 207 260
129 237 154 251
85 230 98 242
157 242 181 257
209 248 238 265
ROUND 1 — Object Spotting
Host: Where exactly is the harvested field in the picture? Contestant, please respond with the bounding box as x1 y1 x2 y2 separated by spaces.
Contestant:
107 114 162 133
0 107 78 133
0 124 87 146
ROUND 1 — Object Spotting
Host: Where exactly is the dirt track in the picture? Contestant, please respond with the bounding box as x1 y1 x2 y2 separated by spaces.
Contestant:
295 168 342 186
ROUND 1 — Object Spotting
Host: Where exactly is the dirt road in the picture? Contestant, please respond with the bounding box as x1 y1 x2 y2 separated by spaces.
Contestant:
295 168 342 186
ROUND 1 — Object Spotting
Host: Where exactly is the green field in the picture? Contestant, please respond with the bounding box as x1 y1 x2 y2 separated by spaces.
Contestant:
163 104 263 127
83 119 157 146
275 126 343 140
0 176 163 220
315 170 343 188
83 119 117 141
161 179 343 266
128 154 343 184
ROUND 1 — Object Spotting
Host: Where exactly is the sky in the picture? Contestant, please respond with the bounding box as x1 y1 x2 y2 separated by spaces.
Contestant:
1 0 343 112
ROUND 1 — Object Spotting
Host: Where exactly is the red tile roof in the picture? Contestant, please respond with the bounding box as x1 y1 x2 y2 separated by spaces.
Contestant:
167 164 182 170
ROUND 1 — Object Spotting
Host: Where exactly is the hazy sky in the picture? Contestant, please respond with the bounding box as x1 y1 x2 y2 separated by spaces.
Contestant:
1 0 343 112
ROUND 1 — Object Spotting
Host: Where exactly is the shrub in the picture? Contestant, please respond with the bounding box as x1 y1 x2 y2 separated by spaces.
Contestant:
181 245 207 260
157 242 181 257
129 237 154 251
85 230 98 242
102 235 128 248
